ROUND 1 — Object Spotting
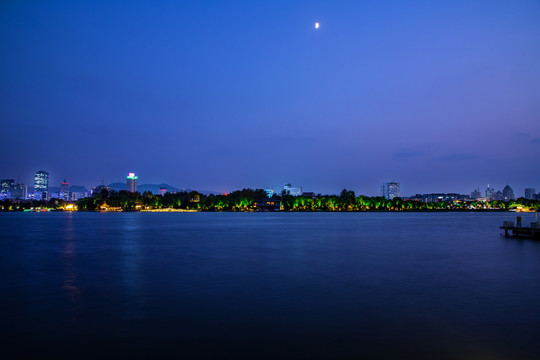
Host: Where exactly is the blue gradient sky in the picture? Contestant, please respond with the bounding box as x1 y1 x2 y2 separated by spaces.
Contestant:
1 0 539 195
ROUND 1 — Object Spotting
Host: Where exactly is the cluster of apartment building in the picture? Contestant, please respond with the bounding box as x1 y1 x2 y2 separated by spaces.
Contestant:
470 184 538 201
379 182 466 203
382 182 538 202
0 171 89 201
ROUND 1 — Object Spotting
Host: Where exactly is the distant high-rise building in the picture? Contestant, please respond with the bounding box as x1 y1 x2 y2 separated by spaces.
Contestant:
60 179 69 194
126 173 138 193
158 186 167 196
1 179 15 195
381 182 400 200
485 185 494 200
283 183 302 196
70 191 90 201
493 191 504 201
60 179 69 201
11 182 27 200
470 189 481 200
34 171 49 198
524 188 536 200
502 185 514 201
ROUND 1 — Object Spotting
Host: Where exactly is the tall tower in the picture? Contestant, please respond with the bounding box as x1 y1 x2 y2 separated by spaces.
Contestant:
34 171 49 199
126 173 138 193
60 179 69 201
485 184 494 200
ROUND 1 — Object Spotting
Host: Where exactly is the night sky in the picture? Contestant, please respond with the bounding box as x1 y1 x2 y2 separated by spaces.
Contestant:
1 0 539 196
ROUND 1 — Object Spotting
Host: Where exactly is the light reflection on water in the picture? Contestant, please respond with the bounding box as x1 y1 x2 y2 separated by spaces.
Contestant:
1 212 540 359
62 213 81 308
120 214 144 324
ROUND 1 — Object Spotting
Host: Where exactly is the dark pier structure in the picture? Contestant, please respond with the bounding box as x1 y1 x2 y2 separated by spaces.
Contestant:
500 215 540 239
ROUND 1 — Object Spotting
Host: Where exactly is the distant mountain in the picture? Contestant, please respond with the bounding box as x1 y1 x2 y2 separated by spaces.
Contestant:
107 182 126 191
196 189 220 196
69 185 89 193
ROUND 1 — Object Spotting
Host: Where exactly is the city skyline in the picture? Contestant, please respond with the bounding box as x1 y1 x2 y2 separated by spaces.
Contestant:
0 168 537 199
1 1 539 195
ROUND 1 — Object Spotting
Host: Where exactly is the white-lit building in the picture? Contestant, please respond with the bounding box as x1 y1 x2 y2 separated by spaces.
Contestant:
381 182 400 200
283 183 302 196
70 191 90 200
34 170 49 198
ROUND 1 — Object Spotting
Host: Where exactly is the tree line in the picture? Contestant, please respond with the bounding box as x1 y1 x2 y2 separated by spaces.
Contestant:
1 188 538 212
73 188 539 212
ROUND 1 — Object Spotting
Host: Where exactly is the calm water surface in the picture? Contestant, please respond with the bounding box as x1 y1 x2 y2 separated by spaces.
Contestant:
1 212 540 359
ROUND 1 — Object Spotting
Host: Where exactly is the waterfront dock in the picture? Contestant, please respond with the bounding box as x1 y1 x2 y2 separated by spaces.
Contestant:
500 215 540 239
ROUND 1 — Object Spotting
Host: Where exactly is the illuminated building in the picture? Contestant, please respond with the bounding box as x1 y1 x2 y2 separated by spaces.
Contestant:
485 185 494 200
525 188 536 200
70 191 90 200
159 186 167 196
264 188 275 198
34 170 49 198
493 191 504 201
11 182 27 200
502 185 514 201
470 189 481 200
126 173 138 193
283 183 302 196
381 182 400 200
60 179 69 201
255 198 281 211
1 179 14 195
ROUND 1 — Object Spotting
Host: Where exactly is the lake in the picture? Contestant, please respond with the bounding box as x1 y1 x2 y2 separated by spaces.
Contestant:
1 212 539 359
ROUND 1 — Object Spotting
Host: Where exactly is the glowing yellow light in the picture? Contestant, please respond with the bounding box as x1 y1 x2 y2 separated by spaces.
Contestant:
64 204 76 211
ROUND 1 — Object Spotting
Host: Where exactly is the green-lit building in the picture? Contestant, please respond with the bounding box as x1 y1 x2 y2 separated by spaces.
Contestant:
126 173 138 193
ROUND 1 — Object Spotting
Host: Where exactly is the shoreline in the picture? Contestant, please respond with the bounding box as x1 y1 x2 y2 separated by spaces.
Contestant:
0 208 529 213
